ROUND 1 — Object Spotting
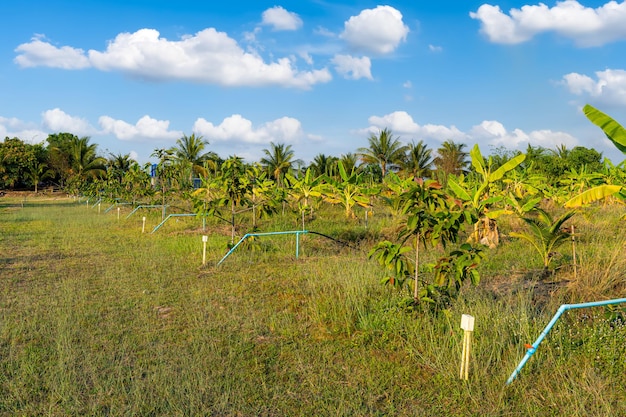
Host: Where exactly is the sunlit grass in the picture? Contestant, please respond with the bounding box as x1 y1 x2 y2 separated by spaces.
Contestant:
1 197 625 416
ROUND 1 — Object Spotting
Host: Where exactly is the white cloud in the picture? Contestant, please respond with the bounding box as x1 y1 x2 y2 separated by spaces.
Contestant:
428 44 443 52
341 6 409 54
99 115 182 141
562 68 626 105
42 108 96 135
470 1 626 47
314 26 335 37
15 28 332 89
366 111 466 142
0 116 46 144
470 120 578 149
363 111 578 151
331 54 372 80
193 114 303 144
403 81 412 89
14 35 91 69
261 6 303 31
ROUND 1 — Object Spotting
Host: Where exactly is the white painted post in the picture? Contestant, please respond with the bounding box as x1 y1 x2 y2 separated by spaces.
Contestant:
202 235 208 265
460 314 475 380
142 216 146 234
117 207 121 220
98 203 101 214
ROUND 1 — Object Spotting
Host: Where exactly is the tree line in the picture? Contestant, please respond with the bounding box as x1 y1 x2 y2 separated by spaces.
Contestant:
0 128 608 194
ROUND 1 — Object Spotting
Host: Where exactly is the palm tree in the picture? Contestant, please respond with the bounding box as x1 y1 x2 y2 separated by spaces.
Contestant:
260 142 299 187
357 128 408 178
401 140 433 178
107 152 133 183
68 136 106 181
340 153 359 175
171 133 214 179
433 140 469 178
309 153 338 177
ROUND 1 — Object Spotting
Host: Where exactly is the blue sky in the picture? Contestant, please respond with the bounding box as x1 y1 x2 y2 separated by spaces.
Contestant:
1 0 626 165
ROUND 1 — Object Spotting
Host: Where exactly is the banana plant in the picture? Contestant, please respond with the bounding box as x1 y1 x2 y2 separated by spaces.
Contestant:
285 168 324 230
448 144 525 246
323 161 375 219
565 104 626 208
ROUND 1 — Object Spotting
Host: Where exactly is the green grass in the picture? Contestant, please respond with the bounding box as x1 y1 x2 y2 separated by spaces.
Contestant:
1 197 625 416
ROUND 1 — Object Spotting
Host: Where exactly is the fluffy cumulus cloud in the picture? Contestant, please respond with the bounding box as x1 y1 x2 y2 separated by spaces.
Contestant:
331 54 372 80
341 6 409 54
470 120 578 149
364 111 578 150
470 1 626 46
99 115 182 141
42 108 96 135
193 114 303 145
14 28 331 89
0 116 47 144
261 6 303 31
366 111 467 141
14 35 90 69
562 68 626 105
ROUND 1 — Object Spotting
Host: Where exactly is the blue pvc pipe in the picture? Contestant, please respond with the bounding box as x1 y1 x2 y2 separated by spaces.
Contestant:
217 230 308 266
104 202 131 213
151 213 197 233
125 205 167 219
506 297 626 384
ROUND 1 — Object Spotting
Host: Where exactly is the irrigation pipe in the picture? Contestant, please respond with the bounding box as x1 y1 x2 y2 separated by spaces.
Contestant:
125 205 168 219
151 213 207 233
506 297 626 385
216 229 362 267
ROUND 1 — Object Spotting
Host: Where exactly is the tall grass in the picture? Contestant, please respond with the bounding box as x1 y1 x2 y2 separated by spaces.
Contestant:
1 198 625 416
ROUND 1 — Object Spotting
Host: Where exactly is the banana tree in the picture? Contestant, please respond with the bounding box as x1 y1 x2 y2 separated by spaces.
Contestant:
249 166 278 229
285 168 324 230
323 161 375 219
448 144 526 247
565 104 626 208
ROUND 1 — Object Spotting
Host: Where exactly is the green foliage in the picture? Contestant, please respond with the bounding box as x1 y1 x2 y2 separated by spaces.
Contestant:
323 161 375 219
285 168 323 230
357 128 407 177
510 208 576 272
368 240 413 290
583 104 626 154
0 137 38 188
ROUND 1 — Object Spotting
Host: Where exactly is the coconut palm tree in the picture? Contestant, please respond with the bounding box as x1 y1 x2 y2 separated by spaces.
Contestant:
260 142 299 187
357 128 408 178
401 140 433 178
68 136 107 181
433 140 469 178
340 153 360 175
309 153 338 177
170 133 215 180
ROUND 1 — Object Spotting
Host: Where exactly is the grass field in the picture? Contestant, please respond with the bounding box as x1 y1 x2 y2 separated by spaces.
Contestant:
1 196 625 416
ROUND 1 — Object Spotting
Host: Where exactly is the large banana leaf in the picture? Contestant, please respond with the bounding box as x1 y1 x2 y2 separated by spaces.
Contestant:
564 184 622 208
583 104 626 154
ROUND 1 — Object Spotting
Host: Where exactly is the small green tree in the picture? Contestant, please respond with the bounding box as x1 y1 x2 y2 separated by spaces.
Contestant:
285 168 324 230
510 208 575 274
323 161 375 219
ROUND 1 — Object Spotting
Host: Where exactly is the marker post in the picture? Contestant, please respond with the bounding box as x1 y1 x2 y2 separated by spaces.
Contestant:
460 314 475 381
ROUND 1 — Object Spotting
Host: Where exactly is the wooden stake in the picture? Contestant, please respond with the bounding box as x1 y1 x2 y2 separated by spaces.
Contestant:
460 314 475 380
571 224 577 280
202 235 208 265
